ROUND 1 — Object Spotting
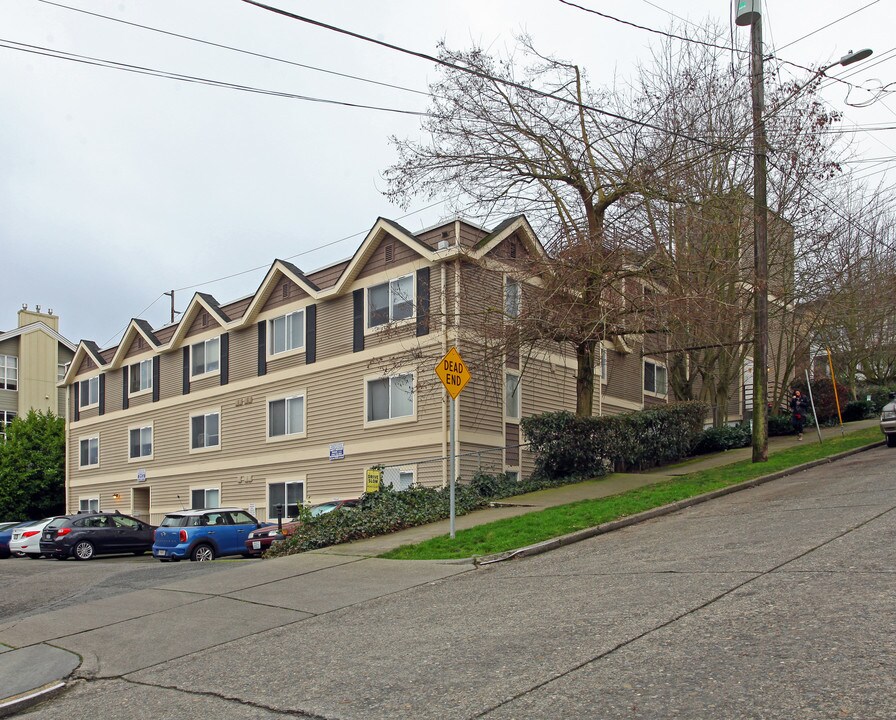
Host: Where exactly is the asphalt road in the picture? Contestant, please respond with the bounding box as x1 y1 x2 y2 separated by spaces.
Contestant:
4 445 895 719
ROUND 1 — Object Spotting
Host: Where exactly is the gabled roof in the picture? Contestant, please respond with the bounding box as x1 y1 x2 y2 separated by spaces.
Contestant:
167 293 233 348
63 340 107 383
470 215 547 260
0 321 77 353
107 318 163 369
241 259 324 324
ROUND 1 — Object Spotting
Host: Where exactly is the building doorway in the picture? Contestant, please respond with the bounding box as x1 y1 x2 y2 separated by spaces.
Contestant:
131 486 151 522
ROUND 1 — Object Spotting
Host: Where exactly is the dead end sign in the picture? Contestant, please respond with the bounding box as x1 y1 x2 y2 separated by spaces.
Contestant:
436 346 471 399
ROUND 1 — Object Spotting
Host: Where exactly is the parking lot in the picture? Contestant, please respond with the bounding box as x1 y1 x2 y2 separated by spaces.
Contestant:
0 552 257 624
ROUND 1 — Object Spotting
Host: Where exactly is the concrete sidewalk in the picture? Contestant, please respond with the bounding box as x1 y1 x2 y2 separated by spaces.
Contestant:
0 418 881 717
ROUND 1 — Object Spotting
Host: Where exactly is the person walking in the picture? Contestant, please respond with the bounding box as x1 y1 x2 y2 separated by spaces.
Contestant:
790 389 809 440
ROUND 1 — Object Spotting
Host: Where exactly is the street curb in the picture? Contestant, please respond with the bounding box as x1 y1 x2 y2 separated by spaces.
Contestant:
474 440 885 566
0 681 67 718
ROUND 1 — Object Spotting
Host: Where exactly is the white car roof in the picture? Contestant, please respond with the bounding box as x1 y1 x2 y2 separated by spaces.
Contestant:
164 507 248 516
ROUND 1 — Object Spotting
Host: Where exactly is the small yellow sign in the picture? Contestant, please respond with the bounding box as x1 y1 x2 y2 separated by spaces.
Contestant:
436 346 471 399
365 468 382 494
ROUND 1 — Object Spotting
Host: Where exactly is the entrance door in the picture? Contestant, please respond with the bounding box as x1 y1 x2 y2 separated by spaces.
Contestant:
131 486 151 522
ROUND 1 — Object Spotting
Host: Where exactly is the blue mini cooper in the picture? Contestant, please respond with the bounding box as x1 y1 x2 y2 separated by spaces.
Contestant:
152 507 269 562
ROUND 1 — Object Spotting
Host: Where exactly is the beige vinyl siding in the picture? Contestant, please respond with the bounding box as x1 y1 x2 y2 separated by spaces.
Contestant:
124 336 152 360
605 347 644 406
526 354 577 416
129 392 153 410
57 387 67 414
457 442 506 481
267 351 307 375
229 325 258 384
317 293 353 361
459 367 503 434
458 261 501 324
160 352 183 400
458 222 487 249
190 374 220 393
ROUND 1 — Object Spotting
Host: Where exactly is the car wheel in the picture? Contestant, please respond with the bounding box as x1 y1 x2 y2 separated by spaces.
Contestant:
74 540 95 560
13 552 25 558
190 544 215 562
887 434 896 448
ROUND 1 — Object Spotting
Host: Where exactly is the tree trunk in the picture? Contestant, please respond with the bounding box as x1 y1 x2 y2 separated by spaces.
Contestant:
575 340 596 416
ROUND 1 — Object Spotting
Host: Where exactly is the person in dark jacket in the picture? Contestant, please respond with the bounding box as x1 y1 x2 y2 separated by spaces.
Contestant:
790 390 809 440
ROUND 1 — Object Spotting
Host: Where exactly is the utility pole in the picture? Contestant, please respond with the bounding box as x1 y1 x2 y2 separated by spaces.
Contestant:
163 290 180 324
736 0 768 462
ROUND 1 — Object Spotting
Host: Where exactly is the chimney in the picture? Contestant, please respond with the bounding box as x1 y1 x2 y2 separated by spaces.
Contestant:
18 305 59 332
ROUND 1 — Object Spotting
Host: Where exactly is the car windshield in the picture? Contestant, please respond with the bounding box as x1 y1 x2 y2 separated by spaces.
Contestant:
310 503 339 517
160 515 187 527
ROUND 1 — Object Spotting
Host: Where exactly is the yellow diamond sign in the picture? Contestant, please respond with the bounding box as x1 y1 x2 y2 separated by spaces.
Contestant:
436 346 471 399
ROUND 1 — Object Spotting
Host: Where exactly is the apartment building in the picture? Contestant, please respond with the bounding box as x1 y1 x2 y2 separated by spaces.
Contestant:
62 216 670 524
0 306 76 437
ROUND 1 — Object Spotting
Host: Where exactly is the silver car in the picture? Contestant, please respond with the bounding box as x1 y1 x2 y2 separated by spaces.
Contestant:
880 392 896 447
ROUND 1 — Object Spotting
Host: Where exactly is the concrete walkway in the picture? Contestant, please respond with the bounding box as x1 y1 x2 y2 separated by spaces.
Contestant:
0 417 881 716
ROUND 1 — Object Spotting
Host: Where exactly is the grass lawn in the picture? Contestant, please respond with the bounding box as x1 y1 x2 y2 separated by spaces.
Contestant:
379 426 882 561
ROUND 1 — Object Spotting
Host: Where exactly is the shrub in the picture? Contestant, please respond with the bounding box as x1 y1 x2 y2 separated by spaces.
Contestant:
522 402 708 475
859 385 896 413
790 378 849 423
768 413 796 436
842 400 873 422
691 424 751 455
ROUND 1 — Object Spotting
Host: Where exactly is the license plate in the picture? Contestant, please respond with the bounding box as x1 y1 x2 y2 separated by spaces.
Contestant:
252 541 261 550
158 549 166 556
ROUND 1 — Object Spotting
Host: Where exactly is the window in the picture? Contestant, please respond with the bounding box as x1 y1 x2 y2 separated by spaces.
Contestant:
79 376 99 408
600 346 608 383
644 360 668 396
190 337 220 377
0 355 17 391
129 425 153 459
0 411 16 439
190 412 220 450
191 488 220 509
79 497 99 512
505 278 521 318
129 359 153 394
79 436 99 468
269 310 305 355
58 363 68 382
268 481 304 519
367 275 414 328
268 395 305 438
505 371 521 421
367 373 414 422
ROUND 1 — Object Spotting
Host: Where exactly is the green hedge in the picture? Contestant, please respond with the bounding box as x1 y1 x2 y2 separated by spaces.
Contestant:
521 401 708 476
691 424 752 454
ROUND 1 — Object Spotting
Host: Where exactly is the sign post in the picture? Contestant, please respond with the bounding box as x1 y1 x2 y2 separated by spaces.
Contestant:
435 347 471 538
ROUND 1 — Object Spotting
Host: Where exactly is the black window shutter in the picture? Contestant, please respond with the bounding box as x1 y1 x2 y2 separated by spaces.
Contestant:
220 333 229 386
122 367 129 410
306 304 317 364
182 347 191 395
98 374 106 416
257 321 267 376
152 356 160 402
73 382 80 422
352 289 364 352
416 267 430 337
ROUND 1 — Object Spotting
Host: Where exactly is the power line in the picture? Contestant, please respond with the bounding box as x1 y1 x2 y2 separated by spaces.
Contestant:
0 39 428 116
774 0 881 53
36 0 432 98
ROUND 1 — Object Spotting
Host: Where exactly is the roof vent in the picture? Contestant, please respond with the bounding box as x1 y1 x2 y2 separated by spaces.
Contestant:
384 244 394 263
437 239 449 251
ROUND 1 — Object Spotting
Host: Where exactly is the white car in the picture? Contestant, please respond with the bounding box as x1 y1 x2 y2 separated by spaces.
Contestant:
10 518 61 558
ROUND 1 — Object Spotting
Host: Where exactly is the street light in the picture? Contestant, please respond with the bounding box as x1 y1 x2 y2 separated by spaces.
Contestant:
735 1 870 462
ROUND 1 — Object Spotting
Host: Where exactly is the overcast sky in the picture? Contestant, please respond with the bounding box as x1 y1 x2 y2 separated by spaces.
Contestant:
3 0 892 348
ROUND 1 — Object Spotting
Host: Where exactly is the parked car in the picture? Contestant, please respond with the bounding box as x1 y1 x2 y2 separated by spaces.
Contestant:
244 499 358 557
0 521 27 559
880 392 896 447
153 508 269 562
40 512 155 560
9 517 64 558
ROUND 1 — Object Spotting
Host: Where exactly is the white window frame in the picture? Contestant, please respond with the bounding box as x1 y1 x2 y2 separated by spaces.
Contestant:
78 376 100 409
268 310 306 358
190 337 220 379
0 410 16 439
0 355 17 391
128 358 153 396
504 277 521 319
58 363 68 382
643 359 668 397
189 409 221 453
365 274 415 331
364 371 416 427
266 479 305 521
600 344 609 385
505 370 521 422
79 435 100 469
128 423 153 461
266 392 307 441
79 496 100 513
189 486 220 510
